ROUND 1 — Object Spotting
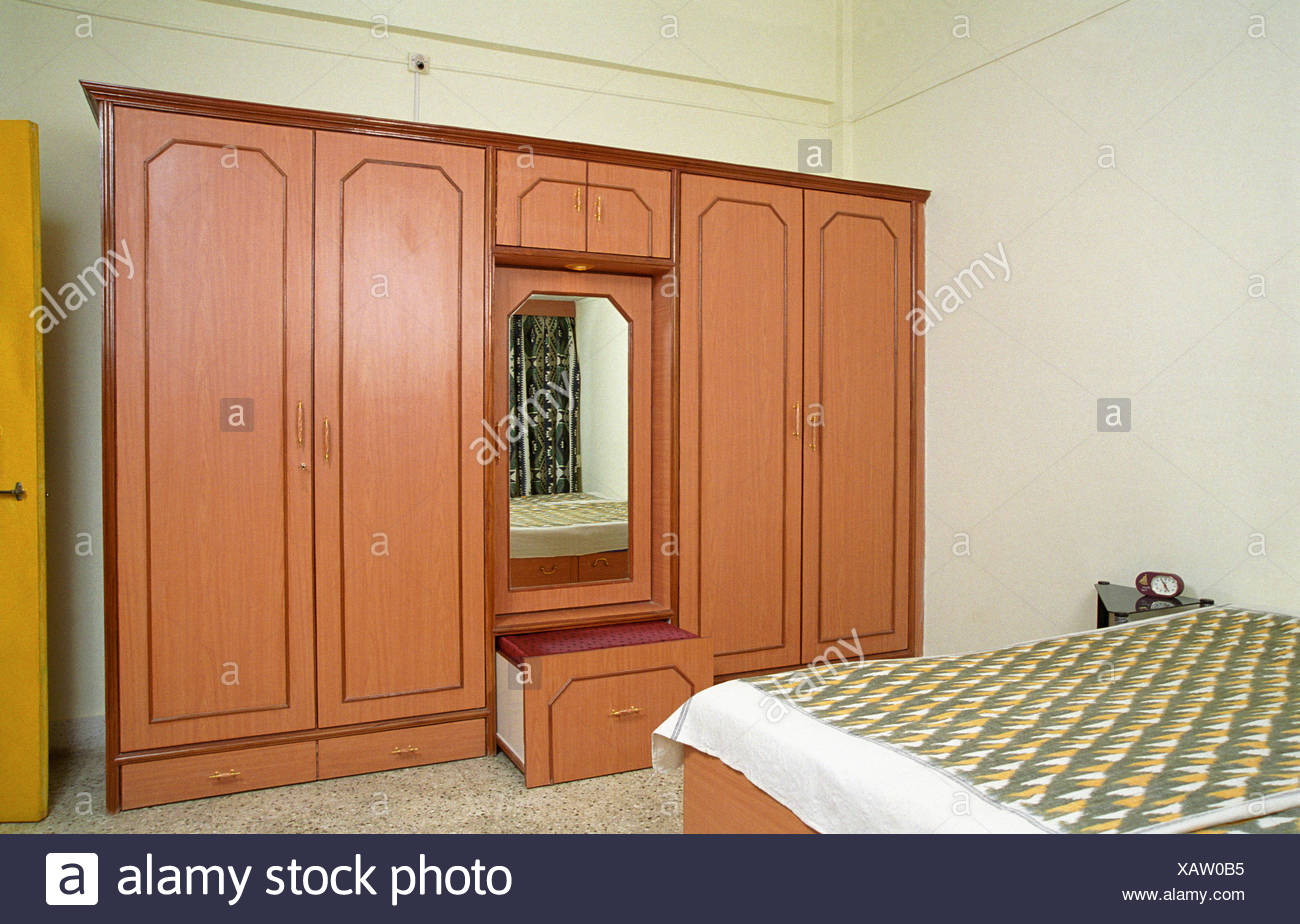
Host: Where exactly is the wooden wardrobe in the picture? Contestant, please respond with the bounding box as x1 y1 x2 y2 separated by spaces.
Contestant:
87 81 926 811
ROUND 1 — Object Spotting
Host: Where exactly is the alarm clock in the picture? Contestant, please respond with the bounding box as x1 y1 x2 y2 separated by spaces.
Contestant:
1135 571 1185 598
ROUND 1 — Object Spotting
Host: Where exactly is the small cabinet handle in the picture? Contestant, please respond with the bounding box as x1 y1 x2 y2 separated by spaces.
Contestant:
323 417 331 463
595 194 602 221
390 745 421 756
592 556 609 567
296 401 304 447
574 187 582 213
208 769 242 781
539 564 559 575
792 403 800 438
609 706 641 718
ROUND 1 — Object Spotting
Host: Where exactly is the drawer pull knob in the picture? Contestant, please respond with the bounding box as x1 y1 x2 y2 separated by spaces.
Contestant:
609 706 641 718
592 556 609 567
538 564 559 575
390 745 421 756
208 769 242 781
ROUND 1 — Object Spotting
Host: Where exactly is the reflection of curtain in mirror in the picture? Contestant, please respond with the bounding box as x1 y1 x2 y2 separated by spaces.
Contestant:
508 314 582 497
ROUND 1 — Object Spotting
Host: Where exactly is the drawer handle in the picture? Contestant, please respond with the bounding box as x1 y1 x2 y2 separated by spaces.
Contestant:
591 556 609 567
609 706 641 718
208 769 242 781
391 745 421 756
538 564 559 575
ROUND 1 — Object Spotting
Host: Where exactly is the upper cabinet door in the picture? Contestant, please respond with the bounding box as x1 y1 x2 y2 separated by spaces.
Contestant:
801 191 914 660
679 175 804 675
495 154 671 258
314 132 487 726
496 152 586 251
112 109 316 750
586 162 671 258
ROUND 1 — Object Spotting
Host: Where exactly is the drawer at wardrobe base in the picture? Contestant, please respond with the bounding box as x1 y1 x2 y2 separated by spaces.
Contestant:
496 624 712 787
317 718 486 779
119 741 317 810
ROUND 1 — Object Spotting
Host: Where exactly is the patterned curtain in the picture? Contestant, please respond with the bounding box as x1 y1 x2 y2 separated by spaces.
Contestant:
508 314 581 497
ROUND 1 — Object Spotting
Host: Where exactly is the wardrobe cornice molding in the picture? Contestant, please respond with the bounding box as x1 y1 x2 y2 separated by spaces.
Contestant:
80 81 931 204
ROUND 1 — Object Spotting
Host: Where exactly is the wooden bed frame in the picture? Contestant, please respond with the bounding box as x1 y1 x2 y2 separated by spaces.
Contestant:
682 747 815 834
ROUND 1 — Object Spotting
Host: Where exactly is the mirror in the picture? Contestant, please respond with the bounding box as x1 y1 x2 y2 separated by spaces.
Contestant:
507 295 630 588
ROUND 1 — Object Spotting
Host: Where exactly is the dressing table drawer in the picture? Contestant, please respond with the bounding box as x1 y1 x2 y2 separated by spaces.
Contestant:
509 555 575 587
576 549 629 580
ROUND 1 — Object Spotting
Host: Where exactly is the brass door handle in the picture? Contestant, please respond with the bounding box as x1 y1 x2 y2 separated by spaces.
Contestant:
390 745 421 756
592 556 609 567
296 401 304 447
609 706 641 718
323 417 331 462
594 194 602 221
0 482 25 501
574 187 582 212
792 403 800 438
208 769 242 781
539 564 559 575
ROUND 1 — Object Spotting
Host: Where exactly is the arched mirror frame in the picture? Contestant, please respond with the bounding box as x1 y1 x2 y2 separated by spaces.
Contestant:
490 266 672 628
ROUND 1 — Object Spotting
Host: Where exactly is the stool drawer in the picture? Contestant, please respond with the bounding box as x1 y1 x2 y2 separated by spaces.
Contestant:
550 665 699 783
497 629 711 787
317 719 485 780
120 741 316 810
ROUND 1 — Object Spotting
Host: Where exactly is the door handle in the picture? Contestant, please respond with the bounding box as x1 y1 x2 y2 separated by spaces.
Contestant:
323 418 331 463
0 482 26 501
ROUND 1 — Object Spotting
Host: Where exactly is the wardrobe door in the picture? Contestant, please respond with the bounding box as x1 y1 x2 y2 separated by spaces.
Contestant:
679 175 803 675
802 191 913 660
495 152 586 251
586 162 672 258
314 132 486 727
111 109 316 751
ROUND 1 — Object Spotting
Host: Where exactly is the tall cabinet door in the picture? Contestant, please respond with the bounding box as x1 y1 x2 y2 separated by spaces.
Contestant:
802 191 914 660
314 132 486 727
112 109 316 751
679 175 803 675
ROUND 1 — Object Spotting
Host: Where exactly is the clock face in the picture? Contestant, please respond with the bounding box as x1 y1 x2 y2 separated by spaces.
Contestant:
1149 574 1179 596
1136 570 1185 598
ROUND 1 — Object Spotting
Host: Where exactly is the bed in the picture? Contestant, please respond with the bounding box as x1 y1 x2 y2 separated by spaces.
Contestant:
509 492 628 559
653 606 1300 834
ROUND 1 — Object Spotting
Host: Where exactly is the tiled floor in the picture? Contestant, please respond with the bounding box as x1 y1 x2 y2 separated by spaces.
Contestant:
0 748 683 834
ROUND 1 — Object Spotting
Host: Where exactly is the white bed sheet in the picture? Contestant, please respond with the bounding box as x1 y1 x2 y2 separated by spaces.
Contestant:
652 679 1043 834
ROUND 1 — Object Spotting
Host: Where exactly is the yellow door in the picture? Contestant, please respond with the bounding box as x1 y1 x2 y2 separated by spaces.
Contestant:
0 120 47 821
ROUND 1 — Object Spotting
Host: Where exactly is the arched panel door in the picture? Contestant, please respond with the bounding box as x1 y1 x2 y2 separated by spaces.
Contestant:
313 132 486 726
802 191 914 660
112 109 316 750
678 175 804 676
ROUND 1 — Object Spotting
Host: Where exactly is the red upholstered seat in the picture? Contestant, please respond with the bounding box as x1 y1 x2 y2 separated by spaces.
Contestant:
498 621 697 665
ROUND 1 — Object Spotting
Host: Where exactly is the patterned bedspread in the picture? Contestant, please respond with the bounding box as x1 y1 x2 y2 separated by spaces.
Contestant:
510 492 627 529
747 608 1300 834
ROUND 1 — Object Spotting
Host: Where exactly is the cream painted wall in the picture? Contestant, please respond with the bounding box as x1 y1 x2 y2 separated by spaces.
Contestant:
0 0 836 722
849 0 1299 654
575 297 629 502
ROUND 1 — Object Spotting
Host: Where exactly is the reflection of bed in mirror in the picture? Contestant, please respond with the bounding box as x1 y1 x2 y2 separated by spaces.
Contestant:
509 492 629 587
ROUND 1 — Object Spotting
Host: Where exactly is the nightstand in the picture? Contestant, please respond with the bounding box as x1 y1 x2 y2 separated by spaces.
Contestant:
1096 581 1213 628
